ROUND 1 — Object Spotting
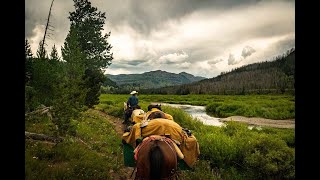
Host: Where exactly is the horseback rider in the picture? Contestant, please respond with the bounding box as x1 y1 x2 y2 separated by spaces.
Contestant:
127 91 139 108
124 91 139 124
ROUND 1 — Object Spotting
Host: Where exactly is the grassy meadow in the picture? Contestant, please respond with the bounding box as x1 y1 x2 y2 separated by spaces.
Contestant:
96 94 295 120
96 93 295 179
25 94 295 179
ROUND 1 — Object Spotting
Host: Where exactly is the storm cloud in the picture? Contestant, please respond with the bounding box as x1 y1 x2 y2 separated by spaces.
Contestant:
25 0 295 78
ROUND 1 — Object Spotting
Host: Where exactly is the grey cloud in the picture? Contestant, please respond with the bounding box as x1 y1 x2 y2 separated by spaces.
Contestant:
161 61 176 65
245 20 294 40
25 0 294 39
183 47 224 64
25 0 75 35
127 60 146 66
242 46 256 58
25 0 59 38
272 36 295 52
26 0 294 48
111 0 267 35
25 9 39 38
208 59 224 65
25 0 78 54
228 54 237 65
158 51 189 64
25 0 294 78
108 63 133 69
261 35 295 61
112 60 146 68
124 0 193 35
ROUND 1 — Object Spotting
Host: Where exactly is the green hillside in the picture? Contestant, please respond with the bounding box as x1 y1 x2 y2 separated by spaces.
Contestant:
105 70 206 92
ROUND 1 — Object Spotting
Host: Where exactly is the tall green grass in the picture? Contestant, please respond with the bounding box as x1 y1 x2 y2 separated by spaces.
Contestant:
161 106 295 179
206 95 294 119
25 109 124 179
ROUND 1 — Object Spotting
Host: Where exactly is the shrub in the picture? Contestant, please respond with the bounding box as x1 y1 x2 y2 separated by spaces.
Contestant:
206 102 223 115
243 134 295 179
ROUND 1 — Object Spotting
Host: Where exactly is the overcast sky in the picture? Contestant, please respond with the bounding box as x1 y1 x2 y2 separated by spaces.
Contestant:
25 0 295 78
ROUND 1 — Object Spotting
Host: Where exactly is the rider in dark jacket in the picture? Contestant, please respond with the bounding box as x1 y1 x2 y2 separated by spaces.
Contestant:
124 91 139 124
127 91 139 108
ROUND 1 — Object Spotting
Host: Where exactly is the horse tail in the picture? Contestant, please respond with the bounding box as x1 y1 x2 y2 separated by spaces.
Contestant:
149 142 163 180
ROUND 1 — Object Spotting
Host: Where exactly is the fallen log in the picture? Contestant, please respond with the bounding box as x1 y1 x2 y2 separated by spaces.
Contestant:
25 131 63 143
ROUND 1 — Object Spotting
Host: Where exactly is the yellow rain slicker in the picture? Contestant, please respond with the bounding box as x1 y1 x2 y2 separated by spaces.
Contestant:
122 118 200 167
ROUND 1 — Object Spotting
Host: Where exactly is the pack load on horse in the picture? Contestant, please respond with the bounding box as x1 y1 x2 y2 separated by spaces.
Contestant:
122 106 200 179
131 104 173 124
123 102 145 124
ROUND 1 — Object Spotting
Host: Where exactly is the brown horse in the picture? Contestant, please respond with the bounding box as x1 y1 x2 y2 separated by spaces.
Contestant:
134 135 179 180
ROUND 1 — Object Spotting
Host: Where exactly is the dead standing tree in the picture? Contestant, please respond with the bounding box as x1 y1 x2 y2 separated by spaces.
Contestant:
25 0 60 142
39 0 55 59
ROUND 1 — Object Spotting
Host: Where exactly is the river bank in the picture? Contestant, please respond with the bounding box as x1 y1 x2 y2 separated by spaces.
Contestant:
162 103 295 129
220 116 295 129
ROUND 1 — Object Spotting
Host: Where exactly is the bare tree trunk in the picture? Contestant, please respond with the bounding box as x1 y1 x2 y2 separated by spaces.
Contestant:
40 0 55 58
25 131 63 143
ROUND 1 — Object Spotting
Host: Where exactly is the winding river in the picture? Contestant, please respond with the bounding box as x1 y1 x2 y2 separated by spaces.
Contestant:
161 103 295 129
161 103 225 127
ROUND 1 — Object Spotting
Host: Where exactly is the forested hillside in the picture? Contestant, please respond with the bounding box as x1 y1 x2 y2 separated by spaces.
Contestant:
141 48 295 95
104 70 206 93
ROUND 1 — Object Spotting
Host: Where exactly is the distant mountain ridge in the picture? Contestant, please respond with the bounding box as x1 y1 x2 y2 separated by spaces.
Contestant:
104 70 206 90
140 48 295 95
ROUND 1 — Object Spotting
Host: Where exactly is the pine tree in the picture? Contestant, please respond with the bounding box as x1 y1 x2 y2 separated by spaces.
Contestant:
25 39 33 85
25 39 36 112
36 41 48 59
31 42 53 106
67 0 113 107
50 44 60 61
52 26 88 135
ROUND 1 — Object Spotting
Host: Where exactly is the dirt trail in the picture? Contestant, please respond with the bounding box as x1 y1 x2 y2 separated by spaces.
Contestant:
220 116 295 129
92 109 135 180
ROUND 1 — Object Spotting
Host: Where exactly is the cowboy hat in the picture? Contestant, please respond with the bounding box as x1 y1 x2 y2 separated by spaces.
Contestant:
130 91 138 95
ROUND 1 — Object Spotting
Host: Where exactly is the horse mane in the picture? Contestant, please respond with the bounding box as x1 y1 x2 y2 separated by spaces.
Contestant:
149 141 163 180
